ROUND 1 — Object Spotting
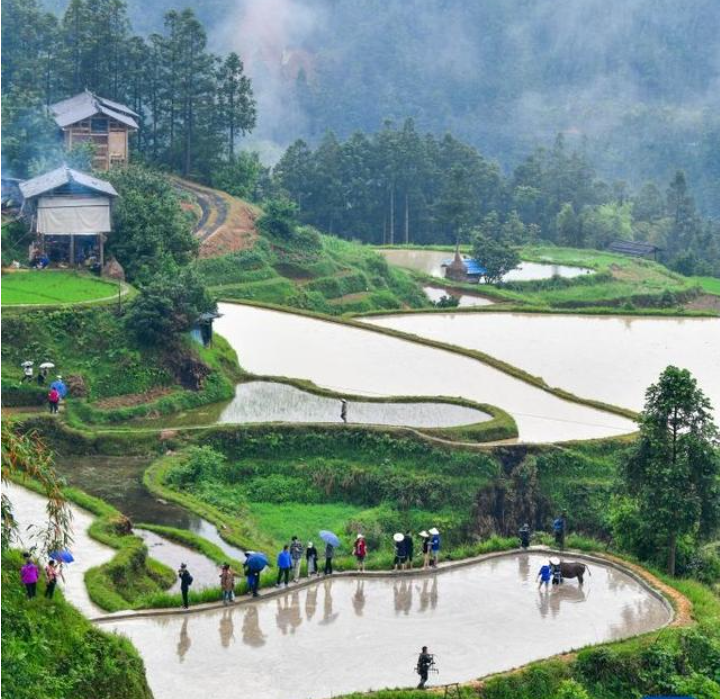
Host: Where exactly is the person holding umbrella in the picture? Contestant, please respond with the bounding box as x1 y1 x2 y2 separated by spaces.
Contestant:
44 559 64 599
50 375 68 399
37 362 54 385
21 361 34 383
178 563 193 609
244 552 269 596
319 530 339 575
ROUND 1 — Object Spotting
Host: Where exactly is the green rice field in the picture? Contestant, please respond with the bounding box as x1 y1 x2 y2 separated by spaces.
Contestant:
1 271 122 306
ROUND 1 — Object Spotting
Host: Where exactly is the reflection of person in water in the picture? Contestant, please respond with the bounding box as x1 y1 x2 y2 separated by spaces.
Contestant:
393 580 412 615
537 584 587 619
305 585 318 621
518 552 530 581
276 594 293 635
419 579 430 613
242 606 266 647
352 580 365 617
176 618 191 661
219 608 235 648
320 579 339 625
429 576 438 609
289 591 302 634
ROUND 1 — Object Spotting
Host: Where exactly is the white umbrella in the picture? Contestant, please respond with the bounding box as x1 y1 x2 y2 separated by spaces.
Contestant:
39 362 55 369
21 361 34 368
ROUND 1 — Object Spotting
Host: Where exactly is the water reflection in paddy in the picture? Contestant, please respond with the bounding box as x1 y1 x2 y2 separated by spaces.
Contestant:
379 248 591 281
423 286 495 307
368 312 720 416
215 304 634 442
104 552 670 699
219 381 491 427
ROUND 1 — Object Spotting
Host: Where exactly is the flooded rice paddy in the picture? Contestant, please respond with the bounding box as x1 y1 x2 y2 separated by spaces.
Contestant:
368 312 720 416
52 455 244 562
103 552 671 699
215 303 634 442
423 285 495 307
379 248 592 282
218 381 491 427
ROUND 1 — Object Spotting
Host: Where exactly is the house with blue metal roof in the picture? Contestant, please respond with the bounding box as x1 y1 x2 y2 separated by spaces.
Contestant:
442 250 487 283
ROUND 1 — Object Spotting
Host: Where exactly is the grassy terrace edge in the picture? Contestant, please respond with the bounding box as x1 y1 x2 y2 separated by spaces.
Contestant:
217 299 639 424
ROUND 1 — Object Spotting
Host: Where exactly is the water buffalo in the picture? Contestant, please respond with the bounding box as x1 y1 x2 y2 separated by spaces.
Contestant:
559 561 591 584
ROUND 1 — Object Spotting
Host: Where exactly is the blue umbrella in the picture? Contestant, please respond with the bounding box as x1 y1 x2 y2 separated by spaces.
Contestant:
245 553 269 572
319 530 340 548
50 549 74 564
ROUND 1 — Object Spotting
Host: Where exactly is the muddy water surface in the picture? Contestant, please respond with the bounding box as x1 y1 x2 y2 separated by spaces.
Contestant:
423 286 495 307
103 552 670 699
215 304 634 442
219 381 491 427
379 249 591 281
53 455 244 562
368 312 720 416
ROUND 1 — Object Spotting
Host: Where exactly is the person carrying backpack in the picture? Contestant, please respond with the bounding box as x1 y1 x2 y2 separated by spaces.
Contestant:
178 563 193 609
48 387 60 414
353 534 367 571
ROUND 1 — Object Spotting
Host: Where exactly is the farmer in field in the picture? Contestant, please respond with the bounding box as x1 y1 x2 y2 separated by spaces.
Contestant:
536 560 552 589
416 646 434 689
290 536 304 582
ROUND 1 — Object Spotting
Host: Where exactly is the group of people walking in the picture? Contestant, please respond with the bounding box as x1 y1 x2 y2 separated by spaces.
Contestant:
394 528 441 570
19 360 66 414
19 552 64 600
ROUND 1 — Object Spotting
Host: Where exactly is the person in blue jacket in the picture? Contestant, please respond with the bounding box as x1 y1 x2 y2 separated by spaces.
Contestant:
429 528 441 567
537 560 553 589
276 545 292 587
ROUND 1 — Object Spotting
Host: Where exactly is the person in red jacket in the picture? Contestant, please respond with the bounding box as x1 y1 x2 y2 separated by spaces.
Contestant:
48 387 60 414
353 534 367 571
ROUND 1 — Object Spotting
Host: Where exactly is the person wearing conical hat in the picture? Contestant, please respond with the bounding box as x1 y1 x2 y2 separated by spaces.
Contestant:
429 528 440 568
393 532 406 570
419 531 431 569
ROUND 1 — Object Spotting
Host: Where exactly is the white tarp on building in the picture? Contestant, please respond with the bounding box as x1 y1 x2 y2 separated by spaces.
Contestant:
36 196 112 234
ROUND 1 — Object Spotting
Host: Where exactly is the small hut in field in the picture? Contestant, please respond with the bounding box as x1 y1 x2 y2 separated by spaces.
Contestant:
50 90 139 171
20 166 118 270
442 249 487 284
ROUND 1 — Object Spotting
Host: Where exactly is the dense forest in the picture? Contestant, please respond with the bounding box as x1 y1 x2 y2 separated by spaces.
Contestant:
272 123 720 277
2 0 256 181
42 0 720 218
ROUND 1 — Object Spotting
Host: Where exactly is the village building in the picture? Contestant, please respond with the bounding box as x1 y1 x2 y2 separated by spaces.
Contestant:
608 239 661 260
19 165 118 272
442 249 487 283
50 90 139 171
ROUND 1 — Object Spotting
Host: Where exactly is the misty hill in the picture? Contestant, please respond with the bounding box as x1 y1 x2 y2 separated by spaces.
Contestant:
42 0 720 216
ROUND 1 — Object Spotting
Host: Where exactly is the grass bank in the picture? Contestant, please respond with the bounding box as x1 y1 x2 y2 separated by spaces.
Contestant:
197 231 429 315
1 549 153 699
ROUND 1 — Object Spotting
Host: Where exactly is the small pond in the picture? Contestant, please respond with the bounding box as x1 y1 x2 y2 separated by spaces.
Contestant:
103 551 671 699
218 381 491 427
422 286 495 307
53 455 245 562
378 248 592 282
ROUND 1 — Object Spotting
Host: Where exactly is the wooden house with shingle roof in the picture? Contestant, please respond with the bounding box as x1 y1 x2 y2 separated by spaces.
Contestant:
50 90 139 170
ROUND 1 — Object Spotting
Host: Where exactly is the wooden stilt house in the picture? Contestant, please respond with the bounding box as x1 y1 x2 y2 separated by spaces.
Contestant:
50 90 139 171
19 166 118 270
